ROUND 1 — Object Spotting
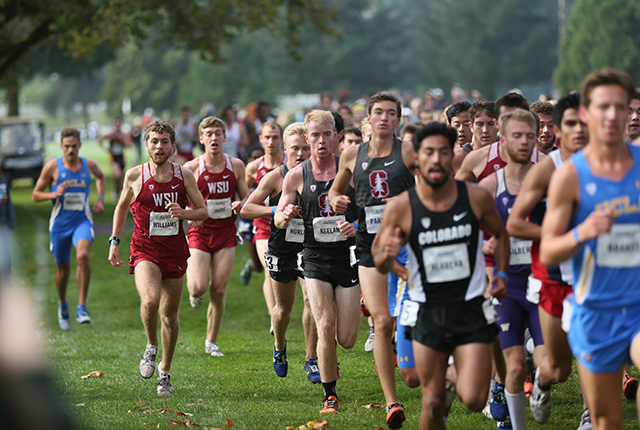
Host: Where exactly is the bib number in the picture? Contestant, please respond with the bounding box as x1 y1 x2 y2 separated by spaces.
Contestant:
149 211 179 236
285 218 304 243
364 205 385 234
399 300 420 327
509 237 532 265
264 251 279 272
207 198 232 219
312 215 346 242
526 276 542 304
422 243 470 283
63 192 85 211
597 224 640 267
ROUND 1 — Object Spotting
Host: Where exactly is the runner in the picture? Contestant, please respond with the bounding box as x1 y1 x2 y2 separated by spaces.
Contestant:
340 127 363 151
626 88 640 145
530 101 556 155
540 69 640 430
478 109 544 430
240 122 319 383
183 116 249 357
275 110 360 414
245 121 286 332
32 127 106 330
452 100 498 173
446 101 472 149
373 121 508 429
108 120 208 396
174 106 197 164
329 91 415 429
506 92 592 427
99 118 132 198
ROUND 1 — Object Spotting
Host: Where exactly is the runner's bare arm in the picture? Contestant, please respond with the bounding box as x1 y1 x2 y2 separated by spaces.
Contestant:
274 165 302 229
372 191 411 274
31 160 61 202
328 144 357 213
401 139 416 171
245 158 258 189
182 158 198 174
88 159 106 215
454 149 483 182
232 158 249 214
506 160 552 241
109 168 138 267
170 167 208 221
540 162 614 266
240 167 278 220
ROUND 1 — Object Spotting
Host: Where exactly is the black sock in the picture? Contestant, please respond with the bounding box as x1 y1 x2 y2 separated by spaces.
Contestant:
322 380 337 399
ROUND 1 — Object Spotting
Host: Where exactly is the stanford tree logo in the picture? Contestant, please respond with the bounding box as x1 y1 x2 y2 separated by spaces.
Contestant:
369 170 389 199
318 193 336 217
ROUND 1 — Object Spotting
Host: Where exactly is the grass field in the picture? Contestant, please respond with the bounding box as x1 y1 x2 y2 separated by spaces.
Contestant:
6 141 640 429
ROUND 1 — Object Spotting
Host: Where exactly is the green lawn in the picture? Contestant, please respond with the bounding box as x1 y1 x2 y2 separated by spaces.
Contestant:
6 144 640 429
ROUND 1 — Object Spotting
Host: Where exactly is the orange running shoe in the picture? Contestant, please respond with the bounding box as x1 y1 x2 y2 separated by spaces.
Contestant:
524 372 534 398
360 294 371 317
386 402 406 429
624 374 639 400
320 395 339 413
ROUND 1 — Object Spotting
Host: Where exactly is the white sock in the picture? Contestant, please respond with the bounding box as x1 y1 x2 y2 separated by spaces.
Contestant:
525 337 535 355
488 379 497 400
147 344 157 350
205 340 216 348
505 390 526 430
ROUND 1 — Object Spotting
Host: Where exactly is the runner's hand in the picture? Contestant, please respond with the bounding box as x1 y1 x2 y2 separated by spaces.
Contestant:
92 198 104 215
490 276 507 300
330 195 350 214
166 202 185 219
232 200 243 215
482 237 494 256
108 245 123 267
281 204 298 223
338 220 357 238
578 208 615 241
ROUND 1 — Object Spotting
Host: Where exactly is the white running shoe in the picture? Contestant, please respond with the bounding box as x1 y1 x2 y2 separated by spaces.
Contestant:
58 300 71 331
364 327 374 352
577 409 593 430
189 295 203 309
205 343 224 357
139 344 157 379
156 361 172 395
530 367 552 423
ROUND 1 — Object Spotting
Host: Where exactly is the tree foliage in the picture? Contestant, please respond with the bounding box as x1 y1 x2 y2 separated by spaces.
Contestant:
554 0 640 94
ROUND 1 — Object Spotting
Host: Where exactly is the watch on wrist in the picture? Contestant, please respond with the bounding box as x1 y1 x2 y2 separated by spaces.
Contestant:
109 236 120 246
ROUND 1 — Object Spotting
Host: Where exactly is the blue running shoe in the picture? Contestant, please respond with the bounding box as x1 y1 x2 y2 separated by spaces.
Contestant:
273 348 288 377
240 258 252 285
304 358 321 384
76 304 91 324
58 300 70 331
490 383 509 422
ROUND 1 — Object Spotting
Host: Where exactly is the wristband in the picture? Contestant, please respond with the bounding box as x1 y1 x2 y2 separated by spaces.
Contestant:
495 271 508 282
98 195 105 200
108 236 120 246
352 222 358 229
572 227 582 245
271 206 276 216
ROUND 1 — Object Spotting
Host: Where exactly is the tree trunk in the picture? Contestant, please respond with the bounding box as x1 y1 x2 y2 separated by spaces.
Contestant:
3 75 19 116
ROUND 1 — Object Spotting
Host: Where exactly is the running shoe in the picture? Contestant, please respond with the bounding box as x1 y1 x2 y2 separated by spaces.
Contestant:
156 361 172 396
490 383 509 422
443 381 457 422
524 372 534 397
58 300 71 331
624 374 639 400
360 293 371 317
273 348 288 377
364 327 374 352
530 367 551 423
76 304 91 324
524 327 534 375
139 344 157 379
240 258 252 285
386 402 406 429
577 409 593 430
206 343 224 357
497 416 513 430
189 294 203 309
305 358 321 384
320 395 339 413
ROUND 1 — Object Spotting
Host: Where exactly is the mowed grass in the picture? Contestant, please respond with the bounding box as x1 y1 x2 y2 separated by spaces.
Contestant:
7 142 640 429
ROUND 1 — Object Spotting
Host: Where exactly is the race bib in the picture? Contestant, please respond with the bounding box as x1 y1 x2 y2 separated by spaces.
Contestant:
526 276 542 304
399 300 420 327
149 211 179 236
597 224 640 267
422 243 470 283
364 204 385 234
509 237 532 265
264 251 279 272
207 198 232 219
111 143 123 156
63 192 85 211
285 218 304 243
312 215 346 242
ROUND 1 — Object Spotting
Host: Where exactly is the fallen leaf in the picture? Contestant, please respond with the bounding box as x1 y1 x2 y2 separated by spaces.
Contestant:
144 410 155 414
128 410 132 413
75 403 85 407
157 425 160 429
187 403 196 406
364 403 384 409
225 418 233 428
307 420 328 429
176 412 194 417
159 407 169 414
146 424 154 426
286 427 294 430
80 371 104 379
198 399 205 404
297 427 308 430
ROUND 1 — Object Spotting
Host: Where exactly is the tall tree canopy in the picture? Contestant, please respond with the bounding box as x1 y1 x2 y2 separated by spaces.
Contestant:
554 0 640 94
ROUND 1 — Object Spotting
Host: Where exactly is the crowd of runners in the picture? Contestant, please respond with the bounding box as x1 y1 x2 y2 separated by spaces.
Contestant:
26 68 640 430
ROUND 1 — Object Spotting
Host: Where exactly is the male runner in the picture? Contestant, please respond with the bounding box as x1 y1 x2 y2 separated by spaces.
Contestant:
245 121 286 331
530 101 556 155
340 127 363 151
108 120 208 395
625 88 640 145
479 109 544 430
506 92 591 427
32 127 105 330
446 101 472 149
451 100 498 173
240 122 319 382
275 110 360 414
183 116 249 357
373 121 509 430
540 69 640 430
99 118 132 198
174 106 197 164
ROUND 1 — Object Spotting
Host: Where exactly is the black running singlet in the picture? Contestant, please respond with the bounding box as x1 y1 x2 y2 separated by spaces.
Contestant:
268 164 304 259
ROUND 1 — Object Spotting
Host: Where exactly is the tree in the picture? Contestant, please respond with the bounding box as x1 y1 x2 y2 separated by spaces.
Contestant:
554 0 640 94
